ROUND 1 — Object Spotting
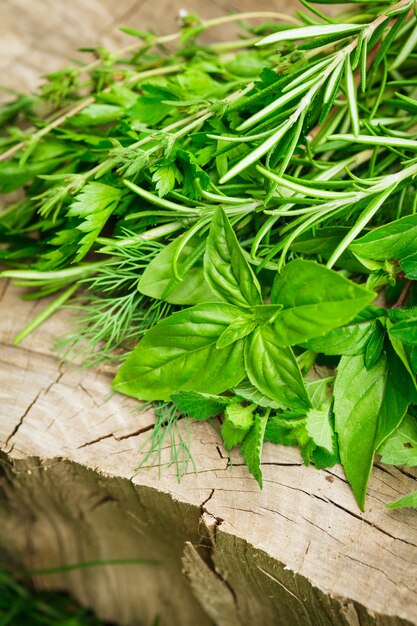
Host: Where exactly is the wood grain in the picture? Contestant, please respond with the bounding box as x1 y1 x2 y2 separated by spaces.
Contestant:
0 2 416 625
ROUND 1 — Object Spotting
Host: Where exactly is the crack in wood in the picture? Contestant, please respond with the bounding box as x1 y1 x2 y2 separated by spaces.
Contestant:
77 423 155 449
5 367 64 451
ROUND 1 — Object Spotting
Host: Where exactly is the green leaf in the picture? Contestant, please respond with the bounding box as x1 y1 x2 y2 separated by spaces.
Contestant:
232 380 282 409
386 490 417 509
152 163 182 197
67 183 121 262
245 325 310 410
138 238 214 305
350 214 417 262
400 252 417 279
253 304 283 325
387 323 417 393
304 307 385 356
240 413 269 488
257 23 364 46
306 401 334 454
271 259 374 346
364 321 385 370
264 414 317 465
221 402 256 449
388 317 417 345
113 303 246 401
221 419 249 450
216 315 256 349
225 403 256 430
334 351 409 510
128 85 175 125
171 391 230 421
379 414 417 467
71 103 124 126
0 153 70 193
204 207 262 309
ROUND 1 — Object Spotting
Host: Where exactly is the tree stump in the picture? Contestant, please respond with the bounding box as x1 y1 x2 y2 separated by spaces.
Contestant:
1 2 417 625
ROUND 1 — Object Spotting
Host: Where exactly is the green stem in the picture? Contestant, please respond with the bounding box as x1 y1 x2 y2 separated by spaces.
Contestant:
13 283 78 345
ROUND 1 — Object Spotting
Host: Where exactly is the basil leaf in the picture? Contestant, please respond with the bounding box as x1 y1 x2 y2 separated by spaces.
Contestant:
303 308 383 356
350 214 417 262
364 321 385 370
400 252 417 279
388 317 417 345
253 304 283 325
387 321 417 393
378 414 417 467
204 206 262 309
386 491 417 509
139 238 214 305
241 413 269 488
113 303 245 401
271 259 374 346
216 315 256 349
245 325 310 410
171 391 230 421
334 351 409 510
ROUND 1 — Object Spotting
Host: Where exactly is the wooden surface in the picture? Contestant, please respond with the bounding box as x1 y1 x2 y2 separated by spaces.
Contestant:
1 1 417 625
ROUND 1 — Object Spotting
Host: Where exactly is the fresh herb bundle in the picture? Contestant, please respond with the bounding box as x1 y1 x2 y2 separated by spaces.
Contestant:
1 1 417 511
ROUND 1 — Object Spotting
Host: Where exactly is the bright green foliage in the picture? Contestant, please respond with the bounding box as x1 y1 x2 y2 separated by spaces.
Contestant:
271 259 374 346
241 413 269 488
306 402 334 454
386 490 417 509
113 303 246 400
2 0 417 510
334 351 409 509
204 207 262 309
245 325 310 409
67 183 122 262
221 402 256 449
171 391 231 420
379 413 417 467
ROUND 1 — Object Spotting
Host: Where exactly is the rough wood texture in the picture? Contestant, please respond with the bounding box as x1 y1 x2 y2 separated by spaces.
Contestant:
1 1 417 625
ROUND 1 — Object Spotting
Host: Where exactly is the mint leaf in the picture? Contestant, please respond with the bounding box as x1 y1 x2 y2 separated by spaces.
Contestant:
388 317 417 345
241 413 269 488
306 401 334 454
171 391 230 421
379 414 417 467
221 403 255 449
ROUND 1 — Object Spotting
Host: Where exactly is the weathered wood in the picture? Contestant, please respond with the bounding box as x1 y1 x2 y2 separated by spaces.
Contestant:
1 2 417 624
1 286 417 626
